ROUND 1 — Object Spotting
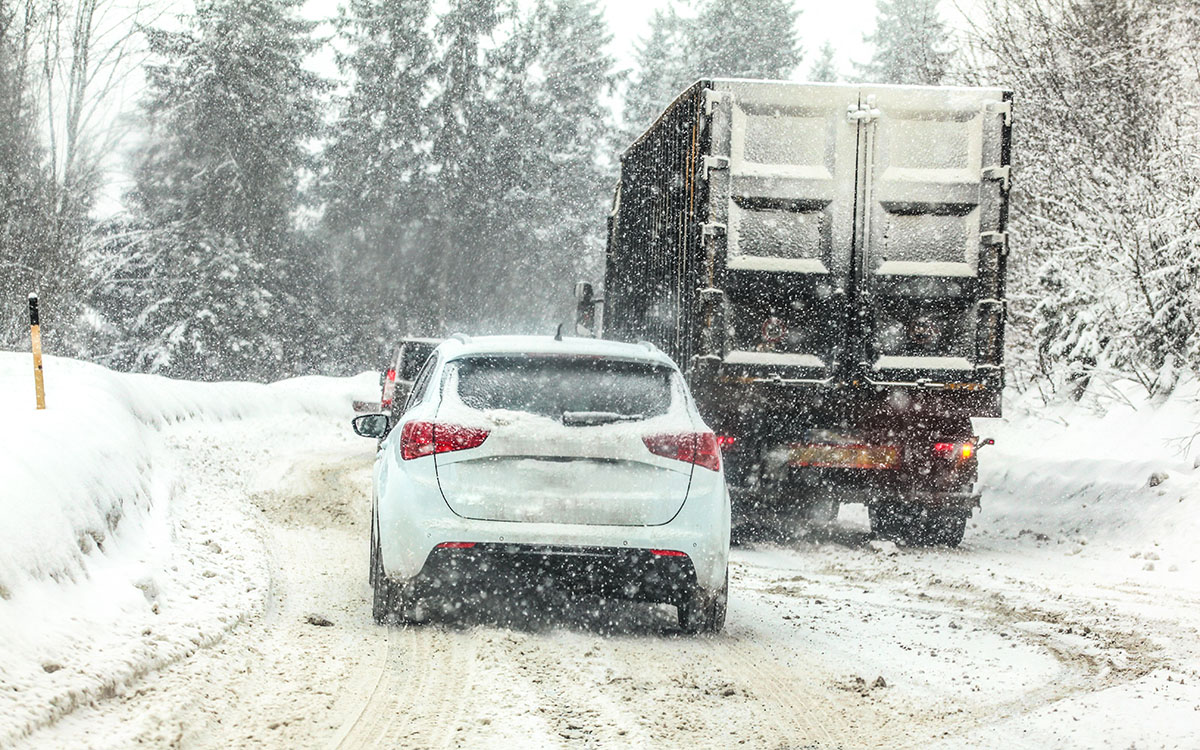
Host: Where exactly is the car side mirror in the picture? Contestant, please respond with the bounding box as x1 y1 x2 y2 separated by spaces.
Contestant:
353 414 391 439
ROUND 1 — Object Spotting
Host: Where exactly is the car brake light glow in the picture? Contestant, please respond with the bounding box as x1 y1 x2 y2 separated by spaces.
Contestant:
435 542 476 549
382 368 398 407
650 549 687 557
400 421 490 460
716 435 736 450
643 432 721 472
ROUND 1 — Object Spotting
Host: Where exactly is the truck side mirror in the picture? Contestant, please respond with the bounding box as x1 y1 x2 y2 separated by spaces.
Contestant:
574 281 598 336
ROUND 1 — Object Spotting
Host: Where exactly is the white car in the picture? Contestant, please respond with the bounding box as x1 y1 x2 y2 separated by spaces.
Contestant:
352 334 730 633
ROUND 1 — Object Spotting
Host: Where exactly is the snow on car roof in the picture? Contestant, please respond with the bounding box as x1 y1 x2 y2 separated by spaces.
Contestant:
437 335 677 369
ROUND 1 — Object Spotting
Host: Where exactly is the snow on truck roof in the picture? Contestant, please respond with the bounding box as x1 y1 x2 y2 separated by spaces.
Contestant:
437 335 676 369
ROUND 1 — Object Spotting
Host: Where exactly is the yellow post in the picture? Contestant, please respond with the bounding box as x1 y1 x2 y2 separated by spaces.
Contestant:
29 294 45 410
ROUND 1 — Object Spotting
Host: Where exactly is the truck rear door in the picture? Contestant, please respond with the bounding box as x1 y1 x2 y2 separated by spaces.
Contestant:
706 82 859 381
856 86 1010 384
703 81 1011 388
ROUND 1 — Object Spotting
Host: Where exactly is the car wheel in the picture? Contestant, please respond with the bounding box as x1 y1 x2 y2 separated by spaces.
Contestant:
370 527 393 624
678 569 728 635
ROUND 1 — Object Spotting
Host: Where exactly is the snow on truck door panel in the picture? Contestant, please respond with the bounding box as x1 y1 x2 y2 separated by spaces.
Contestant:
857 86 1011 377
432 356 695 527
702 81 1010 381
706 82 859 379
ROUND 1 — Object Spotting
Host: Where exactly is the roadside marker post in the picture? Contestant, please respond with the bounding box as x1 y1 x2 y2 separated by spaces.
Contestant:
29 293 45 410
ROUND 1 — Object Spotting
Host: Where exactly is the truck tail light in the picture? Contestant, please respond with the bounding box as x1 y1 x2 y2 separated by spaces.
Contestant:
933 441 974 460
643 432 721 472
401 421 490 460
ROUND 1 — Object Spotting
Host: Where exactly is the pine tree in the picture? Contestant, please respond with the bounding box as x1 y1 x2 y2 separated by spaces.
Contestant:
622 3 690 137
689 0 803 80
320 0 435 358
122 0 328 380
808 40 838 82
0 0 81 351
505 0 617 328
857 0 951 85
420 0 506 331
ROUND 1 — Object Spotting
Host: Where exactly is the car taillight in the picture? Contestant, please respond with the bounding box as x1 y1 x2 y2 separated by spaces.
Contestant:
435 542 476 549
400 421 490 460
643 432 721 472
716 435 736 450
381 367 397 407
650 549 687 557
933 441 974 460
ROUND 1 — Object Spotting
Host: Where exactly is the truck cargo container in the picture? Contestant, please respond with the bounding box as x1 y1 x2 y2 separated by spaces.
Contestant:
577 79 1012 546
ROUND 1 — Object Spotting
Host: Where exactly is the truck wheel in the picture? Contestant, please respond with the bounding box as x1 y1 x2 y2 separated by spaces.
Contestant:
925 510 967 547
799 497 839 527
678 570 728 635
868 503 906 541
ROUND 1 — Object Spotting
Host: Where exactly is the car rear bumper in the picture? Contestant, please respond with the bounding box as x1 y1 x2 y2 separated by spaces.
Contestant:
377 461 730 592
413 544 699 606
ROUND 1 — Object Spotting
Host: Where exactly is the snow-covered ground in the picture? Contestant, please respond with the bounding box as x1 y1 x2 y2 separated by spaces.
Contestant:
2 353 1199 748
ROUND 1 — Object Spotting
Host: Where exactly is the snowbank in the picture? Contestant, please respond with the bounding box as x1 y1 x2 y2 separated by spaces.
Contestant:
0 352 373 599
977 375 1200 567
0 351 376 744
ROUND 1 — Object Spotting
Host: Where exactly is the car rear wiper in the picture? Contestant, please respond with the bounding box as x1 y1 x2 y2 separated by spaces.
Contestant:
561 411 644 426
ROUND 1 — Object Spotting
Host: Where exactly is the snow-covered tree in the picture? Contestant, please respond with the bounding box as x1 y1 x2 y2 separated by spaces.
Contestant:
857 0 952 85
502 0 617 327
973 0 1200 396
689 0 803 81
808 40 838 82
417 0 507 332
622 3 690 137
118 0 328 380
0 0 57 348
319 0 435 358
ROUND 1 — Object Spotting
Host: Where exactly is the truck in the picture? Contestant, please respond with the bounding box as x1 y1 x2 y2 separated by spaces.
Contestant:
576 80 1012 547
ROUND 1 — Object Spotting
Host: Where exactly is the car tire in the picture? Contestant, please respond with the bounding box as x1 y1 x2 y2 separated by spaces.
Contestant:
678 569 728 635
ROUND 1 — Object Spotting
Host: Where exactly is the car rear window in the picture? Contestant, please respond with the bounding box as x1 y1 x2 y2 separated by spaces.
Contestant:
450 356 673 420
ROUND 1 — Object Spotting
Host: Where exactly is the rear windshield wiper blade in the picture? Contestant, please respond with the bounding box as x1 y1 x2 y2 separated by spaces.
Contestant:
561 411 645 426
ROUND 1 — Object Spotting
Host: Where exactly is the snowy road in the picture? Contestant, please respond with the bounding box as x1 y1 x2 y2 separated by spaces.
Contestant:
12 407 1200 749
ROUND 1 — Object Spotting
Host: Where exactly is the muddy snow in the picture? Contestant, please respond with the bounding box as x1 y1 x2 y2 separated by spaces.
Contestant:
3 362 1200 748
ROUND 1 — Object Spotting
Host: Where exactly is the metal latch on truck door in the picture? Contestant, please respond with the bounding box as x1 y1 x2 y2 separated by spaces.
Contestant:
703 89 730 116
984 99 1013 126
981 231 1009 255
702 155 729 179
847 95 880 123
982 165 1011 192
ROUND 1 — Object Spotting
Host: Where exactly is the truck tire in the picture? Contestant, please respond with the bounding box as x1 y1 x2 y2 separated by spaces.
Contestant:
868 503 907 541
799 497 839 527
678 570 728 634
924 510 967 547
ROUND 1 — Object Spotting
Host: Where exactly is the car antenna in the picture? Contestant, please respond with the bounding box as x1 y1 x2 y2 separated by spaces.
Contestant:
554 323 564 341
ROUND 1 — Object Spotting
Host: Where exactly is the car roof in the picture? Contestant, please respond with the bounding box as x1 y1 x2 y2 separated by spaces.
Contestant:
435 335 677 369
